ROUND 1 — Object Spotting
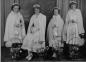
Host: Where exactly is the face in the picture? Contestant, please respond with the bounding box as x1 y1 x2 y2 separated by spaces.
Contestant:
54 9 58 15
34 8 40 14
71 4 76 10
13 6 19 13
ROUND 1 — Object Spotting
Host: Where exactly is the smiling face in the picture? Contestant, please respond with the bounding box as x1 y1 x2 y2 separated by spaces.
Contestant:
71 4 76 10
54 9 59 15
13 5 19 13
34 8 40 15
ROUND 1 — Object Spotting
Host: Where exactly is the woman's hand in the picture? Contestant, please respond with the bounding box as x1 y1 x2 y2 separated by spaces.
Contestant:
69 20 77 23
15 23 22 28
30 27 34 33
30 27 39 33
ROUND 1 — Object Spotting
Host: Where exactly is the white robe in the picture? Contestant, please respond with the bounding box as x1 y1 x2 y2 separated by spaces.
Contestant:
47 15 64 49
22 13 46 52
64 9 85 46
4 11 26 47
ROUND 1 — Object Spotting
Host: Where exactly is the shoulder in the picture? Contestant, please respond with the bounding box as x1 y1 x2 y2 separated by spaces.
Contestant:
58 15 62 18
67 9 74 16
31 14 35 19
49 16 54 24
18 12 23 17
76 9 81 13
8 11 14 16
40 13 46 18
68 9 72 14
7 11 14 19
58 15 63 21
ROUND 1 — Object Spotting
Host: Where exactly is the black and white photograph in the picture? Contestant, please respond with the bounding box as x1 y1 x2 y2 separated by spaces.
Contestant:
1 0 86 62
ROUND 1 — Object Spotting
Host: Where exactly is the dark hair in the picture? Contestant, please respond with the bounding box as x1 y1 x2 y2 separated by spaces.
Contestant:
34 7 41 10
11 4 21 11
53 8 60 15
33 7 41 13
69 3 78 9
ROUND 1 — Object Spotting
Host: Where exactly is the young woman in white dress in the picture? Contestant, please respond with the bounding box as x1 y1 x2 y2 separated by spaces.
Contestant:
21 4 46 60
47 7 64 58
4 3 26 47
63 1 85 58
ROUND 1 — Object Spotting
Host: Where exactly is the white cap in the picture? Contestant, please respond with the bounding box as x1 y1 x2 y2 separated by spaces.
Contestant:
69 1 77 4
53 7 60 10
33 4 40 8
12 3 19 6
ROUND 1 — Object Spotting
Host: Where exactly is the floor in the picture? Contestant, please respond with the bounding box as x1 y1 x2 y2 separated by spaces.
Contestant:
1 46 86 62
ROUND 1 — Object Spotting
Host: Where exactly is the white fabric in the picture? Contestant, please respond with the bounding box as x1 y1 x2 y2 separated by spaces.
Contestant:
66 9 85 34
22 13 46 52
64 9 85 46
47 15 64 49
5 38 22 47
4 11 26 47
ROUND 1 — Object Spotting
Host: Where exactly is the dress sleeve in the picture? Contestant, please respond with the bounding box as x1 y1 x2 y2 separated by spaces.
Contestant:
63 11 70 41
47 18 54 42
20 14 24 26
39 15 46 41
20 14 26 39
77 9 85 34
4 13 11 41
27 15 34 33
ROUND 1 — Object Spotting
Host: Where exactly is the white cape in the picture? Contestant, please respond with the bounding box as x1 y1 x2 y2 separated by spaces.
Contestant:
63 9 85 46
4 11 26 47
47 15 64 48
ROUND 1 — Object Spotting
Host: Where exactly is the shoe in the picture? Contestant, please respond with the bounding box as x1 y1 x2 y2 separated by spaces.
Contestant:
26 53 33 61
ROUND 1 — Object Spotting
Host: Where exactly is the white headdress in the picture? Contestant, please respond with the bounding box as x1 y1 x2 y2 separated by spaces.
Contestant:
53 7 60 10
33 4 40 8
69 1 77 4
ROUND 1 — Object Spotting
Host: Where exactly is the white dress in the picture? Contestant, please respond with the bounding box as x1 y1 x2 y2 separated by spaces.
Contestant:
64 9 85 46
47 15 64 49
4 11 26 47
22 13 46 52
